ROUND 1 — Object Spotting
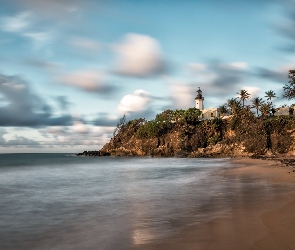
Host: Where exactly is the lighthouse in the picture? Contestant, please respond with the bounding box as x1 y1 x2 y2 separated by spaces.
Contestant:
195 87 204 110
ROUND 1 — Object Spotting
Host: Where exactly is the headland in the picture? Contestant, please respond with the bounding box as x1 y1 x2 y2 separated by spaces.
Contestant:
77 109 295 249
77 108 295 158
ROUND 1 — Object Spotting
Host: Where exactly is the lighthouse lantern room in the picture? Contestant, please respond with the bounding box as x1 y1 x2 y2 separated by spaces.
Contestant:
195 87 204 110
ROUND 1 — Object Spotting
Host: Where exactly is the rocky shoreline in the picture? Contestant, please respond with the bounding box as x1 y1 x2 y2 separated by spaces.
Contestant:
75 150 295 169
76 150 110 157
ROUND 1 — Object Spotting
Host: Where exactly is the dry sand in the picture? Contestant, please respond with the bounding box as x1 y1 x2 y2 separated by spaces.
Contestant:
141 158 295 250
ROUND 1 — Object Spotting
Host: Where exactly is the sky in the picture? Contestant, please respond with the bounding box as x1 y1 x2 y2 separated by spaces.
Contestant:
0 0 295 153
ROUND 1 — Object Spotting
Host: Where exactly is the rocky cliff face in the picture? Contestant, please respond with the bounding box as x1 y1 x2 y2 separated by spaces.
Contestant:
80 109 295 158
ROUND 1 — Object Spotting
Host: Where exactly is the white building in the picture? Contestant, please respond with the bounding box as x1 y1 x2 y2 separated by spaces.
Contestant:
201 108 221 120
274 106 295 116
195 88 221 120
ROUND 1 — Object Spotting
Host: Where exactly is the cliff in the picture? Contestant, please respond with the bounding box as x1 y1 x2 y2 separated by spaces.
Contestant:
78 108 295 158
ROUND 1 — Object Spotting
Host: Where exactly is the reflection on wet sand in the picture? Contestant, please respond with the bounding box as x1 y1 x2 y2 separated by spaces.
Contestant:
140 158 295 250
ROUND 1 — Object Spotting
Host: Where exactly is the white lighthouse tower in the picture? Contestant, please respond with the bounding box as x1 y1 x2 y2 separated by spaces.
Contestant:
195 87 204 110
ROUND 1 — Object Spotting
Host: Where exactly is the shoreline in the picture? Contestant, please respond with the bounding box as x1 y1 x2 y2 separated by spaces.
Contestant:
140 157 295 250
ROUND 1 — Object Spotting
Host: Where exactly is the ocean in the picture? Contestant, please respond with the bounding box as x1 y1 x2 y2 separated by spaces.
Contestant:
0 154 280 249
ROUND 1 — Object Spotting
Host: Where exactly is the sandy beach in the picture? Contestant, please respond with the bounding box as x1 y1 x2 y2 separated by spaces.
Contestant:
141 158 295 250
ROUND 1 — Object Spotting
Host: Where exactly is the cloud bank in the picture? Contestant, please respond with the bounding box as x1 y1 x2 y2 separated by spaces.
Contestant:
58 70 115 95
0 73 73 127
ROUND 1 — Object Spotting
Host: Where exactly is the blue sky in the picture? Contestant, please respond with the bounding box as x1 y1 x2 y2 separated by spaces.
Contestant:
0 0 295 153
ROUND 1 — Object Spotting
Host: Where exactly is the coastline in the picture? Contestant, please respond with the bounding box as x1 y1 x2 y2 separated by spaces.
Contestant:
139 157 295 250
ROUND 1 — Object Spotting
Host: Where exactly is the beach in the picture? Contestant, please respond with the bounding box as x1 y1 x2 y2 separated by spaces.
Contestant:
1 155 295 249
0 155 246 249
141 158 295 250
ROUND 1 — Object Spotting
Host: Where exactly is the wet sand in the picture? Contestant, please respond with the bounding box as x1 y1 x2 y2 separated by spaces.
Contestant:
141 158 295 250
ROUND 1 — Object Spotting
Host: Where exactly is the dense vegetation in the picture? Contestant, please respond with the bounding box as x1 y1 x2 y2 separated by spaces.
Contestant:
78 69 295 157
97 104 295 157
136 108 202 139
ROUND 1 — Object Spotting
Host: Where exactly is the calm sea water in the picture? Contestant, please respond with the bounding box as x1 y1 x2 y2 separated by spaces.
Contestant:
0 154 280 249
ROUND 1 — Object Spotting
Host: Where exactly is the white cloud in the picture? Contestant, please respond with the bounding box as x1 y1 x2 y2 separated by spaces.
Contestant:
114 33 165 77
118 90 151 114
59 70 103 91
69 37 101 52
242 86 261 97
170 82 194 109
24 31 53 49
73 121 89 134
24 58 64 71
67 6 78 13
2 82 25 90
41 124 114 151
47 126 67 136
188 63 207 72
9 0 86 19
220 62 248 70
0 127 7 143
0 124 114 153
92 126 114 134
0 12 31 33
1 11 54 49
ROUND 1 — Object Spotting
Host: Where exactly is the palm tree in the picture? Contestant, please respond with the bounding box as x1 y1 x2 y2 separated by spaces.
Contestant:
265 90 276 106
218 104 228 117
237 89 251 107
260 103 271 118
227 98 241 115
251 97 264 115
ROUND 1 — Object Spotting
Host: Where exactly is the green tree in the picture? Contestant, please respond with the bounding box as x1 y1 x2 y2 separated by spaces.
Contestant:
155 109 175 122
137 108 201 139
113 114 126 137
260 103 271 118
251 97 264 115
283 69 295 100
227 98 241 115
265 90 276 106
173 109 185 122
237 89 251 107
155 109 186 123
218 104 228 116
181 108 202 125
